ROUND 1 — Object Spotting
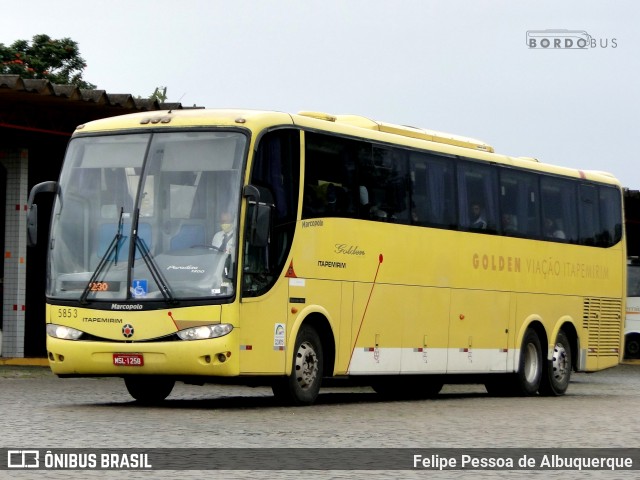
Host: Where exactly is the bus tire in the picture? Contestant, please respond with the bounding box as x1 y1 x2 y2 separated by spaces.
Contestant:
271 325 323 406
124 376 175 404
539 330 572 396
485 329 543 396
624 333 640 359
515 328 543 395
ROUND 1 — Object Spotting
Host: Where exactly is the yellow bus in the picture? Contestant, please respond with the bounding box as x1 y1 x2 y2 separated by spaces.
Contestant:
27 109 625 405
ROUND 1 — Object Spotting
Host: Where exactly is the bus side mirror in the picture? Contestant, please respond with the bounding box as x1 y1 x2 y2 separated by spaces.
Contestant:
243 184 272 247
26 181 59 247
27 204 38 247
252 203 272 247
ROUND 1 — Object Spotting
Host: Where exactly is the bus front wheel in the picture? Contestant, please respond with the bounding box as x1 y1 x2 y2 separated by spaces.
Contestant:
539 330 572 396
272 325 323 406
124 376 175 404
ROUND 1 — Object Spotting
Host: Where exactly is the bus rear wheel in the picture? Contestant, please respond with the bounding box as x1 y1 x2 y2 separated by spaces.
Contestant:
539 330 571 396
486 328 542 396
515 328 543 395
124 376 175 404
272 325 323 406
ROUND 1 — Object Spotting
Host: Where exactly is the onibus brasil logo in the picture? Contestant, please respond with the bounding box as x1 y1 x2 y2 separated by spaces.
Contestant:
526 29 617 49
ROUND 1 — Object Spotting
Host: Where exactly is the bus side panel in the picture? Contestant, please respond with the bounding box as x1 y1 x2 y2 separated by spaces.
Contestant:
399 285 449 374
238 279 288 375
335 281 354 375
348 283 403 374
287 278 343 376
347 284 451 374
447 289 510 373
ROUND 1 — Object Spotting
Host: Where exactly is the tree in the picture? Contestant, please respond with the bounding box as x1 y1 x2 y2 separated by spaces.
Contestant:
0 34 96 89
149 86 168 102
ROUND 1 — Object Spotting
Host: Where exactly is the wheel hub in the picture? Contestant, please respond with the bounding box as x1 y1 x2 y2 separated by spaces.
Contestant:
295 341 318 390
524 342 539 384
551 343 568 382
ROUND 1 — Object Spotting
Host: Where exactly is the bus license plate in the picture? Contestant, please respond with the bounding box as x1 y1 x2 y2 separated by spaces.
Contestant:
113 353 144 366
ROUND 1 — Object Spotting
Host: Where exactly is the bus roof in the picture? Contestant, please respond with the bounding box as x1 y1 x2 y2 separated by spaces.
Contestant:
296 111 495 153
74 108 620 186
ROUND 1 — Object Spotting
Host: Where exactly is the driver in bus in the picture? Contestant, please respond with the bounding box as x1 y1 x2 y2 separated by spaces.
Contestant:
212 211 235 254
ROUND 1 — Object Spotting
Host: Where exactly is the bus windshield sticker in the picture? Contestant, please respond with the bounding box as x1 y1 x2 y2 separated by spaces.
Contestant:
131 280 148 298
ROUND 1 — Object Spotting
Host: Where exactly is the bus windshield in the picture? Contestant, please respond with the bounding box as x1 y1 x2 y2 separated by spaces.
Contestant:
48 130 246 302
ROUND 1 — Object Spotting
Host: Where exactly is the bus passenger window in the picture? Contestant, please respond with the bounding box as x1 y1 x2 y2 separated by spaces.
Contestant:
303 132 361 220
498 170 539 238
457 161 498 233
540 177 578 243
578 184 599 245
599 186 622 247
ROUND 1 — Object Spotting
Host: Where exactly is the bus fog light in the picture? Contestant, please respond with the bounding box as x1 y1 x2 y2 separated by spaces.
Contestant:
177 324 233 341
46 324 83 340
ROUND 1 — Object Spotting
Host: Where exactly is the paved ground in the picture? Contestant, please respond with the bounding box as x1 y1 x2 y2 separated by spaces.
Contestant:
1 361 639 479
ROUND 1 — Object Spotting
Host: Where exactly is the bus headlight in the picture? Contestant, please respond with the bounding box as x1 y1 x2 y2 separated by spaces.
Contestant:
46 324 84 340
177 324 233 341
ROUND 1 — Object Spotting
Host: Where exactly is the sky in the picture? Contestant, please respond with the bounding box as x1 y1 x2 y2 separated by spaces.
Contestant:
2 0 639 187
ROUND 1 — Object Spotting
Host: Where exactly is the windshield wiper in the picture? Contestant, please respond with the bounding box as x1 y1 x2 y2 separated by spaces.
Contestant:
130 208 177 305
80 207 125 305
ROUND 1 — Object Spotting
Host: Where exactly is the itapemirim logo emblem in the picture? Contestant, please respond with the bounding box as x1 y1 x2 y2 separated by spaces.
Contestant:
526 29 617 49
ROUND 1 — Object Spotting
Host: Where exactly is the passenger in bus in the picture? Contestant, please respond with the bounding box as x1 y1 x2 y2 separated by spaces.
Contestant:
212 211 235 254
303 187 323 217
324 183 338 214
544 218 566 239
359 185 389 221
470 202 487 229
358 185 372 218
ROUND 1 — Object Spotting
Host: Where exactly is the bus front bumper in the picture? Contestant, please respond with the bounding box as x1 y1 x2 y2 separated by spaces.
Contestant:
46 331 240 377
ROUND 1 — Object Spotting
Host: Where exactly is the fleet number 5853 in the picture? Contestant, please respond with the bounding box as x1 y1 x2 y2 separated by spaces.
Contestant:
57 308 77 318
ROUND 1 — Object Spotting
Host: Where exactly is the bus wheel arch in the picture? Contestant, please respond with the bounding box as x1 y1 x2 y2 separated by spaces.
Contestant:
303 313 336 378
272 313 335 405
486 322 545 396
286 311 336 378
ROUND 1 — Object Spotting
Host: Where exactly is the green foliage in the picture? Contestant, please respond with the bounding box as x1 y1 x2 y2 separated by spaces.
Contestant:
149 86 168 102
0 34 96 89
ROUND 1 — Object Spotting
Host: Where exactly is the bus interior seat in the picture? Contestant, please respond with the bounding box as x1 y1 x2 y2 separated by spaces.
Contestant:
169 223 207 250
96 221 152 261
